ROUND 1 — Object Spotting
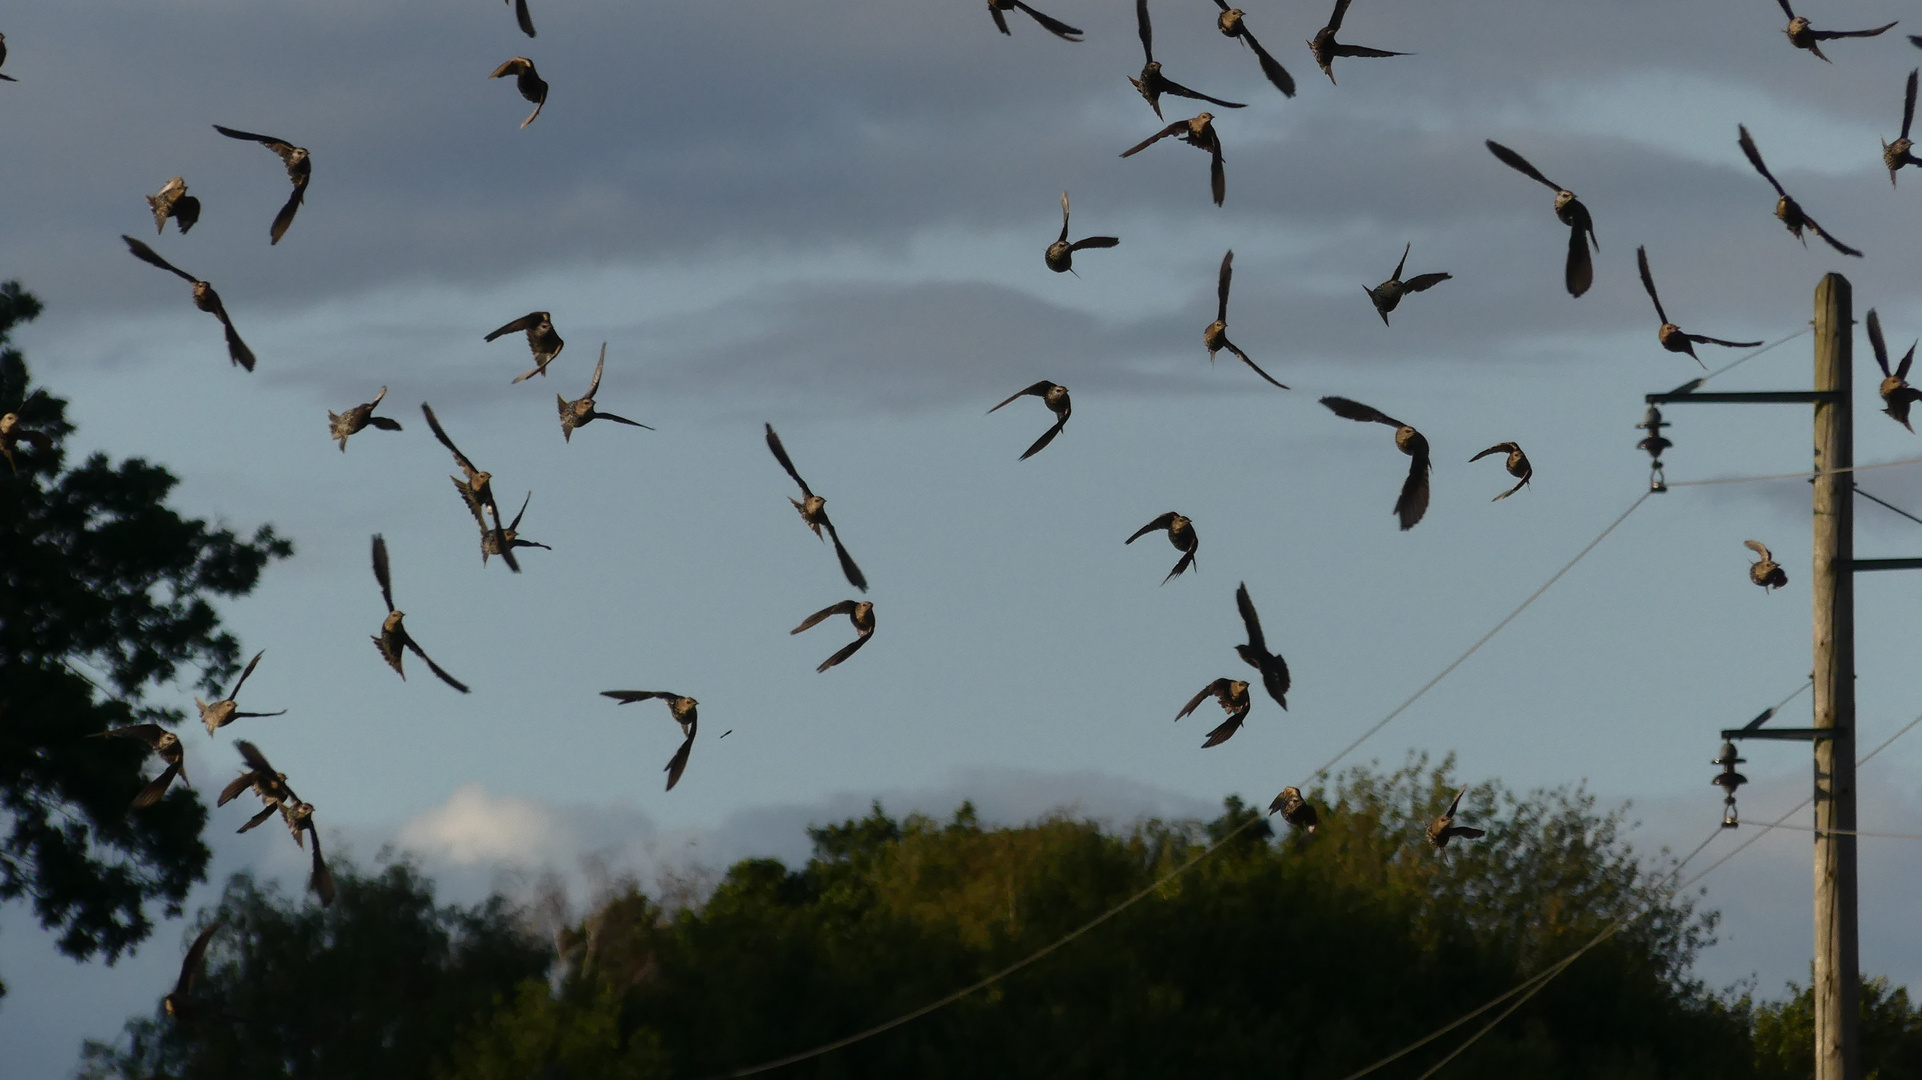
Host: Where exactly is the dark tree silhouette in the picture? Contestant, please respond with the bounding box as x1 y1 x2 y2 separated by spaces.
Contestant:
0 280 292 998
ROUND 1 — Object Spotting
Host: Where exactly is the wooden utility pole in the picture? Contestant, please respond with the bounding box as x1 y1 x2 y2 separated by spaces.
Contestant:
1811 272 1859 1080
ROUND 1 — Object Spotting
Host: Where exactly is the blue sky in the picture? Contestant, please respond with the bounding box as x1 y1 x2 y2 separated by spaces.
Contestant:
5 0 1922 1074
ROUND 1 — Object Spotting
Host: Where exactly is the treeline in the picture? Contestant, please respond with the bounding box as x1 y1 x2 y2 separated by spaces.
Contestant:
79 760 1922 1079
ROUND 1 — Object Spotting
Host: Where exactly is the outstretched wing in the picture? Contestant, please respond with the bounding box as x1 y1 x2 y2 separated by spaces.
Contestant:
1242 32 1297 98
764 423 813 497
1217 249 1234 321
1155 75 1247 110
1403 272 1451 293
1802 215 1862 258
664 734 695 791
228 650 265 700
1636 247 1670 325
1564 221 1594 297
1135 0 1153 61
1011 0 1083 40
406 638 472 694
603 690 671 704
173 921 223 999
1869 310 1893 377
824 523 869 592
1221 342 1287 389
1319 395 1402 428
1470 442 1517 462
1326 0 1354 34
1737 125 1790 199
419 402 480 477
1396 451 1431 531
371 534 395 613
816 633 873 673
1236 581 1268 654
484 312 541 342
1330 43 1407 59
792 600 859 634
1905 69 1918 141
122 236 197 283
212 125 293 157
989 381 1054 414
1485 140 1560 192
131 761 183 809
1121 120 1186 157
1177 679 1229 719
1019 415 1069 460
1685 333 1764 348
513 0 537 36
235 739 278 781
269 181 306 245
1127 512 1179 545
1808 22 1897 41
1068 235 1121 253
307 826 336 907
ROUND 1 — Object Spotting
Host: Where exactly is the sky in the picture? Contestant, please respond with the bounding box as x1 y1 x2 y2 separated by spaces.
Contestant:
5 0 1922 1074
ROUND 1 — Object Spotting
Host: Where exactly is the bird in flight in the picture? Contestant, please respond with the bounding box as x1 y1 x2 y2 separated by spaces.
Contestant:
1127 512 1199 584
1485 140 1597 298
0 32 16 81
1773 0 1896 62
1867 308 1922 432
1470 442 1532 501
989 381 1072 460
0 408 51 474
1746 540 1788 592
1737 125 1861 256
1176 677 1252 748
490 57 548 128
1201 251 1286 387
507 0 536 37
1131 0 1246 120
1122 113 1228 208
369 534 471 692
1637 247 1762 368
328 385 403 452
601 691 701 791
560 344 652 441
422 402 519 572
226 740 335 906
1307 0 1408 85
479 492 552 568
1426 787 1485 850
1045 191 1119 275
90 723 190 811
146 177 200 235
985 0 1083 41
162 921 223 1026
486 311 566 383
1211 0 1295 97
1234 582 1291 709
212 125 309 244
121 237 257 371
1320 396 1430 530
792 600 876 673
196 650 286 735
766 424 868 592
1268 786 1319 832
1883 69 1921 186
1363 243 1451 326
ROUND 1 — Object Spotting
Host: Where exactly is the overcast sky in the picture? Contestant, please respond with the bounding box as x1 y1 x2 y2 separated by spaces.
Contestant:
6 0 1922 1074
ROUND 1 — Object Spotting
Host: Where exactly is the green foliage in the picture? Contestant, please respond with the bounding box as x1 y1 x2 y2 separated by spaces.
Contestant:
442 756 1753 1079
1751 976 1922 1080
78 858 552 1080
0 281 292 992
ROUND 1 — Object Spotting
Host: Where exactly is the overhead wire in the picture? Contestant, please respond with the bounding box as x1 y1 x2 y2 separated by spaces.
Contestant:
1691 325 1813 388
1666 455 1922 488
1853 484 1922 528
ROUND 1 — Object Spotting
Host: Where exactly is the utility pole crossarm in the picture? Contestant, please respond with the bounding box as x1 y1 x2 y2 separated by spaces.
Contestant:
1643 390 1842 405
1850 557 1922 572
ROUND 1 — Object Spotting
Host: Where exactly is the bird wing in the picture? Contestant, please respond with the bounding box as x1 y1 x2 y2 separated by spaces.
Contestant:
505 491 532 533
1127 512 1179 544
1177 679 1229 719
513 0 537 36
1802 215 1862 258
366 415 404 431
235 739 278 782
1010 0 1083 40
1485 140 1560 192
217 771 258 807
603 690 671 704
214 307 258 372
1905 69 1918 141
1396 449 1431 531
1326 0 1353 34
1402 272 1451 293
1564 221 1594 297
1221 341 1286 389
595 411 652 430
1744 539 1773 560
792 600 859 634
990 4 1011 34
1809 22 1897 41
1773 0 1797 18
1210 144 1226 207
174 922 222 999
1319 395 1401 428
1068 236 1121 253
1900 343 1916 382
212 125 293 158
1058 190 1072 244
1388 242 1410 282
1330 43 1407 59
824 522 869 592
484 312 541 342
1120 120 1186 157
406 637 471 693
1201 708 1248 748
584 343 607 399
1235 582 1268 654
131 761 183 809
816 633 872 673
307 825 336 907
1242 32 1297 97
268 180 305 245
238 804 278 834
664 733 695 791
1135 0 1153 60
1685 333 1764 348
989 381 1054 414
122 235 198 284
1443 786 1467 818
521 95 545 130
94 723 172 750
490 57 532 79
228 649 265 700
764 423 814 498
1258 656 1290 710
371 533 396 613
1869 311 1894 377
1637 247 1670 325
1493 474 1529 502
1162 546 1197 584
1470 442 1518 462
1216 250 1234 321
1737 125 1790 199
1019 415 1069 460
1155 75 1247 109
420 402 481 478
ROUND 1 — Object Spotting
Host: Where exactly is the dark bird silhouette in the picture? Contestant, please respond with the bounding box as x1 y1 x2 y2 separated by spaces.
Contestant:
1746 540 1788 591
1211 0 1296 97
230 741 334 906
146 177 200 235
1485 140 1597 298
560 344 652 442
1268 786 1319 832
0 32 16 81
1470 442 1532 501
121 236 257 371
986 0 1083 41
601 691 700 791
1126 512 1198 584
765 424 868 592
486 311 565 383
196 650 286 735
1364 243 1451 326
212 125 309 244
1307 0 1408 85
1122 112 1228 207
988 380 1072 459
1234 581 1291 709
0 410 51 474
1200 250 1286 387
1045 191 1120 274
1131 0 1246 119
1176 677 1251 748
792 600 876 673
90 724 189 810
1737 125 1862 256
328 385 403 451
477 491 551 569
490 57 548 128
509 0 536 38
1883 69 1921 186
1867 308 1922 431
369 534 471 692
1774 0 1896 62
1319 396 1430 530
421 402 519 572
1426 787 1484 850
162 921 222 1025
1637 246 1762 367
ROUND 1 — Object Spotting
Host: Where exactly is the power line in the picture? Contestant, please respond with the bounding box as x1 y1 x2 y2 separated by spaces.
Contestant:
1697 326 1813 387
1853 484 1922 529
1752 822 1922 842
1666 455 1922 488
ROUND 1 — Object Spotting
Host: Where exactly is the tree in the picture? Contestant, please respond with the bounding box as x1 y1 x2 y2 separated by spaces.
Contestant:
1751 976 1922 1080
0 280 292 998
77 858 552 1080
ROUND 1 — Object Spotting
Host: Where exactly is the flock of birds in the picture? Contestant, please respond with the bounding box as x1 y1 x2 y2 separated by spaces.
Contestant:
3 0 1922 1028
